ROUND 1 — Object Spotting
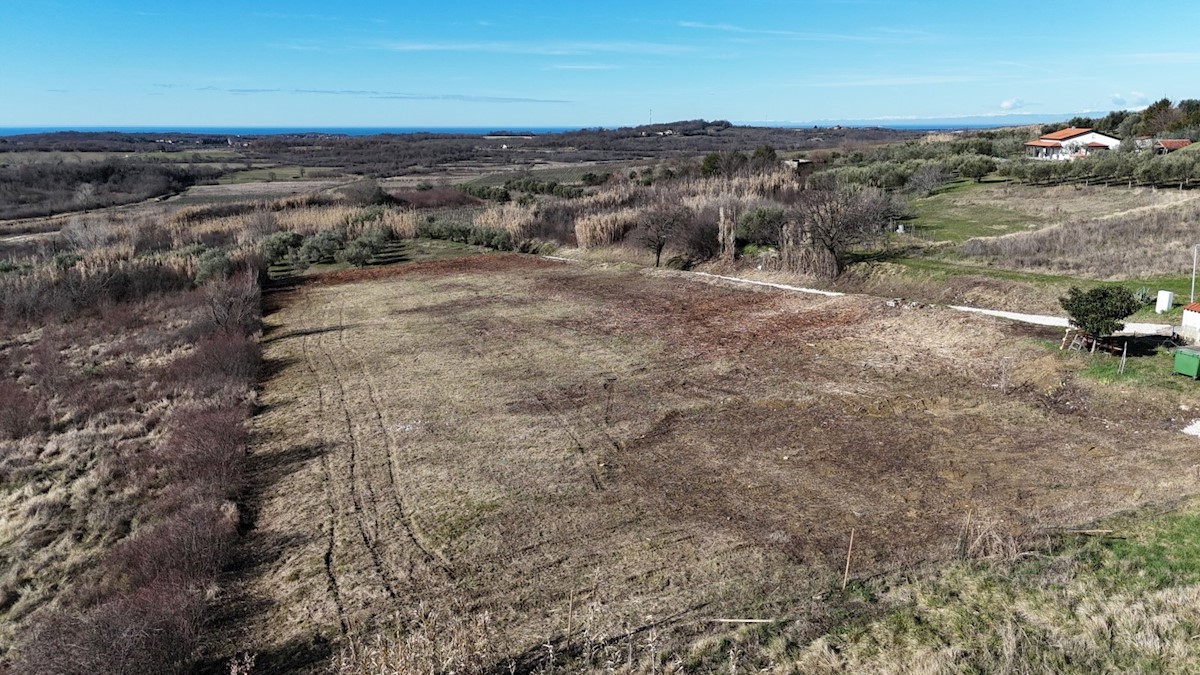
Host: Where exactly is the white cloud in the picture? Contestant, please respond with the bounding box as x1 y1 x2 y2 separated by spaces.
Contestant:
378 40 689 56
677 21 938 43
999 98 1024 111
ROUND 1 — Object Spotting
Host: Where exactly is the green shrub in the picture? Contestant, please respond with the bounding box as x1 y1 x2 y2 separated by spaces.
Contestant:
53 252 82 270
737 207 786 247
336 239 375 267
1060 286 1140 338
260 231 303 263
194 248 232 283
296 228 346 264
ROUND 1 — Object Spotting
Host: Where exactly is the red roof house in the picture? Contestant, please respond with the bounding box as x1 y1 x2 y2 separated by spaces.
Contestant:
1025 128 1121 160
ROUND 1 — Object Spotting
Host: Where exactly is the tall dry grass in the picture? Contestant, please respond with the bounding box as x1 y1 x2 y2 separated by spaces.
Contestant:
575 207 647 248
473 202 539 239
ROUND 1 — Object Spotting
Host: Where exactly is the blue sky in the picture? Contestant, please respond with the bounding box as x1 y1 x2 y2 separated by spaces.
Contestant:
2 0 1198 128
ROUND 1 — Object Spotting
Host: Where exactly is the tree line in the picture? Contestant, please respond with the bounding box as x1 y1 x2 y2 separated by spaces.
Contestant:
0 159 222 219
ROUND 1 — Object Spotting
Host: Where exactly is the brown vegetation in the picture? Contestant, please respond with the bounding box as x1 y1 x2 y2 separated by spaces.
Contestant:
0 193 289 671
223 255 1199 672
961 199 1200 278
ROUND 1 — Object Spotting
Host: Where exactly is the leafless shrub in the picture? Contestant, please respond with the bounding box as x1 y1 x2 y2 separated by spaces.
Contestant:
132 219 173 254
29 331 67 392
106 499 237 590
164 332 260 388
62 215 121 250
0 381 45 439
162 405 249 496
780 185 894 278
203 271 262 336
239 210 279 244
17 582 204 675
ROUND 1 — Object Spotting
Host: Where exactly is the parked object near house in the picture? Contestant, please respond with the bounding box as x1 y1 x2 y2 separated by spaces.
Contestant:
1157 290 1175 314
1025 127 1122 160
1174 347 1200 379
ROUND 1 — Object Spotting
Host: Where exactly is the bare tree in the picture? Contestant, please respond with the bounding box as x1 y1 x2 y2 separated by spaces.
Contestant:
638 205 690 267
907 163 944 197
781 186 893 278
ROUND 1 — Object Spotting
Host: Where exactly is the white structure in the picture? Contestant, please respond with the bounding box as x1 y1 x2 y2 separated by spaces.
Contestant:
1157 290 1175 314
1025 127 1122 160
1181 303 1200 343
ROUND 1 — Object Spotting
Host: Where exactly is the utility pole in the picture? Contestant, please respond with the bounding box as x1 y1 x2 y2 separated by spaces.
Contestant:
1192 243 1199 304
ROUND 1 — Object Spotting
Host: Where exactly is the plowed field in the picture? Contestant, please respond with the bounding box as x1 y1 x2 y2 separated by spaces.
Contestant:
220 254 1200 672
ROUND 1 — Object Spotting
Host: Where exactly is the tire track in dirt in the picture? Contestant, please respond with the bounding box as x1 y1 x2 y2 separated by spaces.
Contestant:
334 302 456 579
295 290 349 637
434 300 616 491
311 299 401 601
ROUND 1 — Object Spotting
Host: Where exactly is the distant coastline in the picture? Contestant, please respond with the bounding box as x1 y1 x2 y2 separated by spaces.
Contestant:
0 115 1063 138
0 126 583 137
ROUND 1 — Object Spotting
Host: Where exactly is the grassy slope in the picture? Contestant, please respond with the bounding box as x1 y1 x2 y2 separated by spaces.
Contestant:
907 179 1043 242
691 504 1200 672
884 178 1199 320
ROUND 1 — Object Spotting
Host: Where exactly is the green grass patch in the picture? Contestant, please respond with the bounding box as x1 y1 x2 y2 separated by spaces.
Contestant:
908 180 1044 242
1098 511 1200 591
461 163 624 189
1076 345 1189 390
217 166 332 184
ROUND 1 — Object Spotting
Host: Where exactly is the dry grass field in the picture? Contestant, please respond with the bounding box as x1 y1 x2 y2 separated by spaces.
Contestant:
218 254 1200 672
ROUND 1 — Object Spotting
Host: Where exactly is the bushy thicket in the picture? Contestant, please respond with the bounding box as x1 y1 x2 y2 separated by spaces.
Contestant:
255 206 428 271
3 203 268 673
503 177 585 198
0 159 221 219
415 218 555 254
458 184 511 202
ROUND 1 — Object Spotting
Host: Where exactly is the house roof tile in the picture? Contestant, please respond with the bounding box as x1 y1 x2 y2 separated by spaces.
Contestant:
1041 127 1092 141
1156 139 1192 151
1025 139 1062 147
1185 302 1200 313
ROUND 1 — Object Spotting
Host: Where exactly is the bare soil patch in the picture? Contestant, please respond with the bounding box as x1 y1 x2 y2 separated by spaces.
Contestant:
221 256 1200 672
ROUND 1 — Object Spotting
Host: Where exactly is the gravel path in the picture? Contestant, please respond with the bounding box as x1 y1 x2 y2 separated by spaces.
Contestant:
686 271 1174 336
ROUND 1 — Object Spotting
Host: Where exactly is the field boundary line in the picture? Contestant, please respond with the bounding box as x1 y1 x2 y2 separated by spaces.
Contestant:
540 255 1172 336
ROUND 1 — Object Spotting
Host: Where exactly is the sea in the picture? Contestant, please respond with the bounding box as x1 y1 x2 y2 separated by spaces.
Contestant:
0 115 1061 137
0 126 584 137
